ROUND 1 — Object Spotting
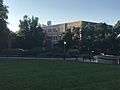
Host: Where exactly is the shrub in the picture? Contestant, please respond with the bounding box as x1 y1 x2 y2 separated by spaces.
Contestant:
0 48 24 56
67 49 79 57
28 47 44 56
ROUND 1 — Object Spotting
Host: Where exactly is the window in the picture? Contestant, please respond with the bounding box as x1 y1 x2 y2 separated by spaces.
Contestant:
48 29 49 32
56 29 57 32
59 35 61 40
55 36 58 40
52 36 55 40
57 28 60 32
44 30 46 33
52 36 58 40
49 29 51 32
53 28 56 32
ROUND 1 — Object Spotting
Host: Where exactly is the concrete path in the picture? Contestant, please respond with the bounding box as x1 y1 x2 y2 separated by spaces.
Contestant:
0 57 95 63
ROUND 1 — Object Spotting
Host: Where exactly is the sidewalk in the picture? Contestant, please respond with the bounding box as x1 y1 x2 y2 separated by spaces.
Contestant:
0 57 95 62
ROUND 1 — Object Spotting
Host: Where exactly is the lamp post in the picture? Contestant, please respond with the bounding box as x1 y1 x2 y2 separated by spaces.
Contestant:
64 41 66 60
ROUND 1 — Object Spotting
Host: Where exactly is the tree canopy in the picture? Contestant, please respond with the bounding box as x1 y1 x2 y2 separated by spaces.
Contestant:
17 15 45 49
0 0 10 50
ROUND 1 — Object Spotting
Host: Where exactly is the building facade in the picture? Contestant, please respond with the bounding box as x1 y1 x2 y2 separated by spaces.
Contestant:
42 21 95 48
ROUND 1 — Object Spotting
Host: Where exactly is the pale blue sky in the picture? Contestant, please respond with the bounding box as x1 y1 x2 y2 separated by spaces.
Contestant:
4 0 120 32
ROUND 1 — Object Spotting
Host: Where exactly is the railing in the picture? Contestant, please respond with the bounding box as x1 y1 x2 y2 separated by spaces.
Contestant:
93 55 120 64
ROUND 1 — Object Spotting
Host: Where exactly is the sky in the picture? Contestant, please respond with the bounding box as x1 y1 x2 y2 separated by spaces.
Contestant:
4 0 120 32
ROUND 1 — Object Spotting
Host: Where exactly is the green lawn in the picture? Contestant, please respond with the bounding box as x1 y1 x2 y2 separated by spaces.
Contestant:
0 59 120 90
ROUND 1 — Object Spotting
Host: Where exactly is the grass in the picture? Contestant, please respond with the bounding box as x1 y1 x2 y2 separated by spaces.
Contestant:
0 58 120 90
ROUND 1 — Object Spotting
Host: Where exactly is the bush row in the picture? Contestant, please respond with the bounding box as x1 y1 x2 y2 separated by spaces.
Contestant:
0 48 89 58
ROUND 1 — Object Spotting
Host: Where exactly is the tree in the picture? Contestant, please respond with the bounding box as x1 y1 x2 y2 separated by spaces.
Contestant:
62 29 73 49
8 31 20 49
81 22 113 54
114 20 120 33
113 20 120 54
17 15 45 49
92 23 113 54
57 27 81 52
0 0 10 50
81 22 95 52
72 27 81 49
